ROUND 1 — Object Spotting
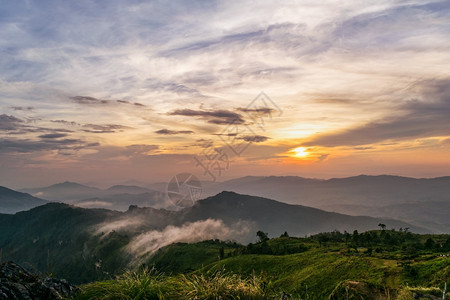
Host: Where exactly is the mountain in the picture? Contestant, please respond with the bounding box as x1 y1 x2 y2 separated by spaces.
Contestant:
181 191 428 237
0 191 426 283
105 185 153 195
73 191 167 211
203 175 450 231
323 201 450 232
20 182 167 211
21 181 102 201
205 175 450 207
0 202 123 283
0 186 48 214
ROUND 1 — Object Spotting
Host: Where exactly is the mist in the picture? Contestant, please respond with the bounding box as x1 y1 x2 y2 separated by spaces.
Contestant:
126 219 252 257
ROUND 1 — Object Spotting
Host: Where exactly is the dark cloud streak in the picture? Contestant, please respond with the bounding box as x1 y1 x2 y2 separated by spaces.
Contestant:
38 133 69 139
0 114 23 130
155 129 194 135
169 109 245 125
82 124 133 133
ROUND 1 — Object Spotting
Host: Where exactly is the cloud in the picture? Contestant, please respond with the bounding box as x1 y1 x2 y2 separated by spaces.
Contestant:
125 144 160 155
155 129 194 135
117 100 146 107
317 154 329 162
51 120 80 126
38 133 69 139
75 201 113 209
70 96 109 105
145 79 202 96
0 137 90 153
0 115 73 135
10 106 34 111
0 114 23 130
237 107 275 116
82 123 133 133
95 218 145 234
169 109 245 125
126 219 251 256
238 135 269 143
304 79 450 147
50 120 132 134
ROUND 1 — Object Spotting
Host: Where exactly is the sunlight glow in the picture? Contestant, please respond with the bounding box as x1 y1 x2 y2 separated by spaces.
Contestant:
293 147 309 158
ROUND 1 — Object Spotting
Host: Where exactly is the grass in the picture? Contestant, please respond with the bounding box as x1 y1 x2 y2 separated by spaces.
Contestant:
74 268 268 300
74 268 170 300
177 270 267 299
73 233 450 299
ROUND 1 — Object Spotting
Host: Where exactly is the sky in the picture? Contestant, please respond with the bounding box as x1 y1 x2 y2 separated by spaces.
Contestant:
1 0 450 188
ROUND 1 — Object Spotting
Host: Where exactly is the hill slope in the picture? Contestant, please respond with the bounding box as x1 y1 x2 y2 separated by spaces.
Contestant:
182 192 429 239
0 186 48 214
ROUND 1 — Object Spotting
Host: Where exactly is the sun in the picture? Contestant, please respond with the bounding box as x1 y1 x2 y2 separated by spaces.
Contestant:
292 147 308 157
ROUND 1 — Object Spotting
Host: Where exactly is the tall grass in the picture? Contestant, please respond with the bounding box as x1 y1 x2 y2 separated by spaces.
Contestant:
74 268 269 299
74 267 170 300
177 270 267 299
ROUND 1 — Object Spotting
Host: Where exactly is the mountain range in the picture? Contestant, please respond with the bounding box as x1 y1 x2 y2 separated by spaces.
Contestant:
0 186 47 214
2 174 449 233
18 181 168 211
201 175 450 232
0 191 427 283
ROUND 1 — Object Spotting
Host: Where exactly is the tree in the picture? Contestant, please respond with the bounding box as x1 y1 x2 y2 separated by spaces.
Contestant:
344 231 351 246
219 247 225 259
378 223 386 231
425 238 436 250
257 231 269 243
280 231 289 238
352 230 359 245
443 238 450 251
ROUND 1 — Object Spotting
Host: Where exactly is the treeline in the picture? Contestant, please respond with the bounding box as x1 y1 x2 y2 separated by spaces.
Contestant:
229 229 450 258
312 229 450 253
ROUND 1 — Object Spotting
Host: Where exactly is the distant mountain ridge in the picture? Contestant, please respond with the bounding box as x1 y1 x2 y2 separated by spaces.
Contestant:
0 186 47 214
21 181 102 201
182 191 428 236
106 185 152 194
18 182 165 211
205 175 450 206
8 174 450 232
203 175 450 232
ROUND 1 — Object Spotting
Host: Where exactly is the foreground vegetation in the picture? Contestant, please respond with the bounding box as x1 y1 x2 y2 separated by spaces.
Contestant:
74 229 450 299
75 268 267 300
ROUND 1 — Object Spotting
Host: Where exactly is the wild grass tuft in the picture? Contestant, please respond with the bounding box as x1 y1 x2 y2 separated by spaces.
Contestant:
74 268 269 299
74 267 169 300
176 269 267 299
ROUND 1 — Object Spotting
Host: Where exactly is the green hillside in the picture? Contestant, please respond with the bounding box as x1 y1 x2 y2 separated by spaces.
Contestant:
148 240 241 274
75 230 450 299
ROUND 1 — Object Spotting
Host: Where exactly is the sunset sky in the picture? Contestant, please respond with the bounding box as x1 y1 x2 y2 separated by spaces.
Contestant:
1 0 450 188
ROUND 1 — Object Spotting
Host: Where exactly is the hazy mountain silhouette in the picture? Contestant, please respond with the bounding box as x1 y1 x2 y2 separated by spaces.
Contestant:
0 186 48 214
105 185 153 195
73 192 167 211
203 175 450 231
21 181 102 201
19 183 167 211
